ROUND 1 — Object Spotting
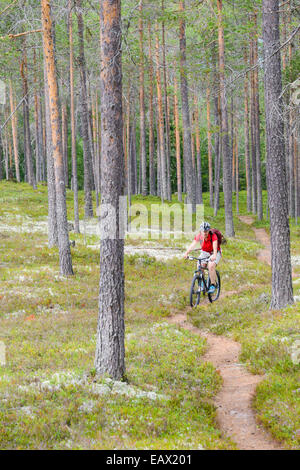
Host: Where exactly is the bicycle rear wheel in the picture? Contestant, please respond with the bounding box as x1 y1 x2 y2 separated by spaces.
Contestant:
208 271 221 303
190 275 201 307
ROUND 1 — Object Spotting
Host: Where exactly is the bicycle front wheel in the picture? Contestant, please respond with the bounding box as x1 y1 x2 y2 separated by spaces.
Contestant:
190 275 201 307
208 271 221 303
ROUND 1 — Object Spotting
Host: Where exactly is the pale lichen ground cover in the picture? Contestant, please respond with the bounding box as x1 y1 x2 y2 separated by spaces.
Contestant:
0 182 234 450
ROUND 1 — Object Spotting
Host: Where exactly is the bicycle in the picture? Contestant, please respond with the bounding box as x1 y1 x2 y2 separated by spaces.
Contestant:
188 256 221 307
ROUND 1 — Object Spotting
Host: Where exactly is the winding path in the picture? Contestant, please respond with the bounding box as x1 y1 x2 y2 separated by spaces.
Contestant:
168 216 283 450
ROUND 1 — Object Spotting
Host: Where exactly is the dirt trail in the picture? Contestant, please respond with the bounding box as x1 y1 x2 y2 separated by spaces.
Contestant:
168 216 283 450
239 216 271 265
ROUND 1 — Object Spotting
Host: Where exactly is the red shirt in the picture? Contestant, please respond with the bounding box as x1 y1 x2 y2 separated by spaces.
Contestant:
194 232 220 252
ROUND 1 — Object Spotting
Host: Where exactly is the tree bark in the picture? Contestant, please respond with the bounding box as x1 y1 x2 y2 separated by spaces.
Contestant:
162 0 171 200
68 0 80 233
42 0 73 275
217 0 234 236
262 0 293 308
155 22 167 202
9 79 20 182
206 81 213 206
244 47 252 212
76 0 94 218
249 35 257 214
179 1 195 213
44 53 58 248
20 40 36 189
174 66 182 202
95 0 125 380
253 12 263 220
194 94 202 204
148 23 156 196
139 1 147 196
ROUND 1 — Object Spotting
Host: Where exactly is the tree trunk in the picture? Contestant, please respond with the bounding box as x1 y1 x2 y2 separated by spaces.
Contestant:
130 102 137 195
174 66 182 203
217 0 234 236
20 40 36 190
9 80 20 182
262 0 293 309
244 47 252 212
44 52 58 248
235 119 239 214
249 36 257 214
162 0 171 200
213 45 221 216
68 0 80 233
139 1 147 196
194 94 202 205
148 23 156 196
253 12 263 220
62 101 69 187
76 0 94 218
95 0 125 380
206 82 213 206
179 1 195 212
42 0 73 276
5 106 13 180
155 22 167 202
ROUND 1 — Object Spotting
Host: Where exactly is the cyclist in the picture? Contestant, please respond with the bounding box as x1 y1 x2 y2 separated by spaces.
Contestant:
184 221 221 294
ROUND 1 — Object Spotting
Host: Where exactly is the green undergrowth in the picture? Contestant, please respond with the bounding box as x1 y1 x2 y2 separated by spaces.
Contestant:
0 182 234 450
0 182 299 449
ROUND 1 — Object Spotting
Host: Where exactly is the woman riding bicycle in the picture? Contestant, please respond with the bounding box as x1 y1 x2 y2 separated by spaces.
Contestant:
184 222 221 294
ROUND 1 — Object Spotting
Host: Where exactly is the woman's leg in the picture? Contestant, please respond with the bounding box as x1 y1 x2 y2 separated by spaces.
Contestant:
208 261 216 285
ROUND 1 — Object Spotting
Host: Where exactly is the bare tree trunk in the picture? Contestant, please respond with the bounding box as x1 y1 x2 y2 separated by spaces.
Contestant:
68 0 80 233
139 1 147 196
130 101 137 195
155 22 167 202
5 106 13 180
162 0 171 200
262 0 293 309
9 80 20 182
62 101 69 187
44 53 58 248
249 35 257 214
174 66 182 202
20 40 37 190
34 49 42 183
3 110 9 180
253 12 263 220
148 23 156 196
244 47 252 212
95 0 125 380
194 94 202 204
179 1 195 212
206 81 213 206
76 0 94 218
213 45 221 216
42 0 73 276
235 119 239 214
217 0 234 236
231 96 235 193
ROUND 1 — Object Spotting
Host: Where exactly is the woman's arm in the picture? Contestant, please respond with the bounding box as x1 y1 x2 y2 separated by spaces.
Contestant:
210 239 218 261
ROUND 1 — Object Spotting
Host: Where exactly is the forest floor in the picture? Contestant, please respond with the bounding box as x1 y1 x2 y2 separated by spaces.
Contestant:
0 182 299 449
